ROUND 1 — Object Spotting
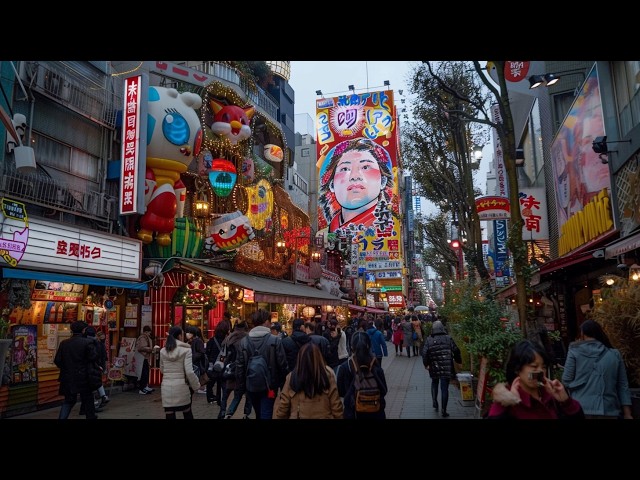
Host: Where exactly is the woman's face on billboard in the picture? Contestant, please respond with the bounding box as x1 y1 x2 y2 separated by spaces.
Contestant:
331 150 383 210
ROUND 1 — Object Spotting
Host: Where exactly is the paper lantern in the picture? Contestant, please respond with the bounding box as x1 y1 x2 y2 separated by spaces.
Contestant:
208 158 237 197
302 306 316 319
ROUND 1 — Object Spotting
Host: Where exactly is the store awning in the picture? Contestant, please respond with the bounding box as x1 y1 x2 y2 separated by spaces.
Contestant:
538 230 618 275
181 262 349 306
347 305 388 314
604 230 640 259
2 268 148 290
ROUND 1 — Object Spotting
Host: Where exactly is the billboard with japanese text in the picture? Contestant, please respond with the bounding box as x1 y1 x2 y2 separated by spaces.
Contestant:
315 90 401 263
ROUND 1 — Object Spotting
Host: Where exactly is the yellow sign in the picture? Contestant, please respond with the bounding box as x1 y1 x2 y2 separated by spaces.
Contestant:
558 188 613 255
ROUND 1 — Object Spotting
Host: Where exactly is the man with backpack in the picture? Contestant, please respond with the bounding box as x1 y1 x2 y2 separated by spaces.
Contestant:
236 309 288 420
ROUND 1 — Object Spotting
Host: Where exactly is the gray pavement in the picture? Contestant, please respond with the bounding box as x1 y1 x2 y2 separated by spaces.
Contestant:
6 341 479 420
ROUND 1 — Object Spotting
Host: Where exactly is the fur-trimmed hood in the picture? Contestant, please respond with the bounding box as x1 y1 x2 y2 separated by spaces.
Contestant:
491 382 522 407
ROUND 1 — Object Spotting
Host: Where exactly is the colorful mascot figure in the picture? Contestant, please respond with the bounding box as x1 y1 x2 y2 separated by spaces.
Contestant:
138 87 203 246
203 210 255 253
209 98 254 145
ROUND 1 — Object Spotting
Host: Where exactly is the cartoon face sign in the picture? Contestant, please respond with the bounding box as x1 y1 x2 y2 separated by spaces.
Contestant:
146 87 203 168
204 211 255 253
209 98 255 145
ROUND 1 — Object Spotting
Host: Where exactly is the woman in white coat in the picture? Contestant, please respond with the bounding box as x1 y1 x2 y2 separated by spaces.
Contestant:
159 326 201 419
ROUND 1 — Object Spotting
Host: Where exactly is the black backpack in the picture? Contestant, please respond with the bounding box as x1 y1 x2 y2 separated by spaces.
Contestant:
244 335 273 393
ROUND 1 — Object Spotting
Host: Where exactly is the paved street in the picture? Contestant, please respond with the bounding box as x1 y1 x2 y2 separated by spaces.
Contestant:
6 341 479 420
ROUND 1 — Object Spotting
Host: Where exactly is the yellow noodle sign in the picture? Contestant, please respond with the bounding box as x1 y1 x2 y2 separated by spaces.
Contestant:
558 188 613 255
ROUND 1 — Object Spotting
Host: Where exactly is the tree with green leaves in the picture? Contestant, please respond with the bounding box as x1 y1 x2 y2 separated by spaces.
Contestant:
403 60 531 337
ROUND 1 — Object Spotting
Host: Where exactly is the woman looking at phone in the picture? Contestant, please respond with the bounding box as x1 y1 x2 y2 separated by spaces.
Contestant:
486 339 584 419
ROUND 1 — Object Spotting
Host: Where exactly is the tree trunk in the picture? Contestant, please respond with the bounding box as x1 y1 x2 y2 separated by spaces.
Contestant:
493 61 529 337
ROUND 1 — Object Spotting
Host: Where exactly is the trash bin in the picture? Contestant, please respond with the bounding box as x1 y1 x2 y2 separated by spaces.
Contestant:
456 372 475 406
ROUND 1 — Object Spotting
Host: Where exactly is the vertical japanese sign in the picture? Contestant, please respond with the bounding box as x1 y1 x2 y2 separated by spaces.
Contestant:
315 90 401 260
490 103 510 284
519 187 549 241
119 74 148 215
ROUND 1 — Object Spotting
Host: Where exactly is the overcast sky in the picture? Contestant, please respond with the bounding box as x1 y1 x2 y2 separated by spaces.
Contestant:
287 60 492 207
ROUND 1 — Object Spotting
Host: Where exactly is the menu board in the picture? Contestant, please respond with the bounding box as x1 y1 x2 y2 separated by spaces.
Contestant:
31 281 84 303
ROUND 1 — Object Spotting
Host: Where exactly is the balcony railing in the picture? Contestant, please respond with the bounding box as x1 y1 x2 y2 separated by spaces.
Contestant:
18 61 121 129
0 170 117 229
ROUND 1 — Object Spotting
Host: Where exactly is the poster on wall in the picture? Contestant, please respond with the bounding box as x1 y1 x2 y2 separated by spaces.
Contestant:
11 324 37 384
119 337 142 380
550 66 609 232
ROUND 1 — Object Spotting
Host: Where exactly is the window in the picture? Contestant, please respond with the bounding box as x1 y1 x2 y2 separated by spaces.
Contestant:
612 61 640 136
32 132 99 184
301 148 310 157
292 173 308 194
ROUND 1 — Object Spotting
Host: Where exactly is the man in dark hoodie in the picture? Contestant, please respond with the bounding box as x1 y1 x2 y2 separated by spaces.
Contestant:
421 320 461 418
236 309 288 420
281 318 311 371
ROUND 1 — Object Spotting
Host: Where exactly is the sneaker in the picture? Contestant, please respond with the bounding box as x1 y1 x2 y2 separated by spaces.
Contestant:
143 387 155 393
139 389 150 395
196 388 207 394
101 395 110 405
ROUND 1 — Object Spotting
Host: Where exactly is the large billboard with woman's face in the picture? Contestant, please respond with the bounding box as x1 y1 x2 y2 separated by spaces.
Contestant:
315 90 400 259
550 67 610 233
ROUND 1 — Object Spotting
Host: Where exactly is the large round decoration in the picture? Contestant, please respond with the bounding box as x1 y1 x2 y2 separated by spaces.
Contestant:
263 144 283 163
209 158 237 197
204 210 255 253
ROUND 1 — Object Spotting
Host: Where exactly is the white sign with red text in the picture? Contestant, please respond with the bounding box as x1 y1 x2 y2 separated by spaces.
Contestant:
0 215 142 280
519 187 549 241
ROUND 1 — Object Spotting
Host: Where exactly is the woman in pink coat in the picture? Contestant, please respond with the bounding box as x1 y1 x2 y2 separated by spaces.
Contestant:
392 316 404 355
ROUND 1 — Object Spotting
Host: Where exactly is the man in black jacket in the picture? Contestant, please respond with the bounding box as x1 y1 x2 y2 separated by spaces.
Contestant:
236 309 288 420
281 318 311 371
54 321 100 419
421 320 462 418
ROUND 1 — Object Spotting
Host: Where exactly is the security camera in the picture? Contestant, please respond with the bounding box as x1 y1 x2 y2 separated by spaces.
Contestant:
592 250 605 259
618 263 630 271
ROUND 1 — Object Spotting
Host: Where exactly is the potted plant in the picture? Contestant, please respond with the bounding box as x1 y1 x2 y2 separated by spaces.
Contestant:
440 281 522 413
